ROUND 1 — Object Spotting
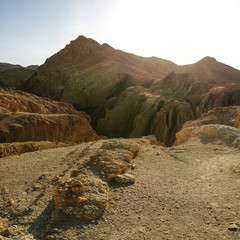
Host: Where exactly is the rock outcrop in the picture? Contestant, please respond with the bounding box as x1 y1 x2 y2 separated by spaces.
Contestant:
54 175 109 220
175 106 240 147
0 88 99 156
0 112 97 143
175 124 240 148
0 88 83 114
0 141 69 158
182 106 240 129
53 138 149 220
95 86 195 146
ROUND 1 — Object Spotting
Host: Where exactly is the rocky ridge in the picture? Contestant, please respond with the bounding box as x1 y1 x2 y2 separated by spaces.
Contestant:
0 62 38 88
20 36 240 145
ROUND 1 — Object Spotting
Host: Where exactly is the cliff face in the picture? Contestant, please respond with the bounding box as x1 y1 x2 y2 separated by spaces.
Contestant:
95 86 195 146
20 36 240 145
0 112 97 143
0 88 98 156
0 88 83 115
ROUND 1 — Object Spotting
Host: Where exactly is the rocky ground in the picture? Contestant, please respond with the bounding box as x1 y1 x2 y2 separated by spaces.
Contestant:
0 136 239 240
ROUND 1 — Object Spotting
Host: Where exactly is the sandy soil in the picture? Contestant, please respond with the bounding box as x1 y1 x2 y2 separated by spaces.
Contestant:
0 138 239 240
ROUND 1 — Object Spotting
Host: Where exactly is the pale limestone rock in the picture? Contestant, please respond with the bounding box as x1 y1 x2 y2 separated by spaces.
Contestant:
175 124 240 148
114 173 136 184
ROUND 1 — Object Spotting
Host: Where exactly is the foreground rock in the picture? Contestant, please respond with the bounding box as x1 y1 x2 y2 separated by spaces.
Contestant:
114 173 136 184
175 124 240 147
53 138 149 220
54 175 109 220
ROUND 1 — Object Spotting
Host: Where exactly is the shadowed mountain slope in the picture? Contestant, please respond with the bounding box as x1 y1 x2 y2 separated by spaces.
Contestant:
20 36 240 145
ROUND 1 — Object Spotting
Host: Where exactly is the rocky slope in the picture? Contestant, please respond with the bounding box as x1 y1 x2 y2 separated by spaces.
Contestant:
175 106 240 146
0 88 98 157
20 36 240 145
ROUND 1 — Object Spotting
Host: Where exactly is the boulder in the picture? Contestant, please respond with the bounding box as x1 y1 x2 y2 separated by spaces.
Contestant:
114 173 136 184
53 175 109 220
175 124 240 148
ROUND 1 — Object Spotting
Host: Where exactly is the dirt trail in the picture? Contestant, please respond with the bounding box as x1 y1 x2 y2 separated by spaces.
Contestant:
0 138 239 239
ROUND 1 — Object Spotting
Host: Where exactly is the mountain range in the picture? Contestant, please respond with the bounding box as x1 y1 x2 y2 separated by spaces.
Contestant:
17 36 240 145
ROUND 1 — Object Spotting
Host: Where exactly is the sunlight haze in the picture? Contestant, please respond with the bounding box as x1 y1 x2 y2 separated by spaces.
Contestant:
0 0 239 69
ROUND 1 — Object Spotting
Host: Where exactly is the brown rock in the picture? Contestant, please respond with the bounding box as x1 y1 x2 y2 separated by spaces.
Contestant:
53 175 109 220
0 112 97 143
0 141 69 158
88 150 128 180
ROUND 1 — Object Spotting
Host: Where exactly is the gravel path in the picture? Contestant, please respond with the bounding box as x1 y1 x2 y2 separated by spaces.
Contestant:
0 138 239 239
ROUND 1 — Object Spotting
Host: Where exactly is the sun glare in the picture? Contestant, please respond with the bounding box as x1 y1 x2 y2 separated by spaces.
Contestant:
100 0 240 67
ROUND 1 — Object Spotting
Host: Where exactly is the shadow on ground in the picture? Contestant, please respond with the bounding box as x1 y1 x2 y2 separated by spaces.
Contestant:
28 200 103 239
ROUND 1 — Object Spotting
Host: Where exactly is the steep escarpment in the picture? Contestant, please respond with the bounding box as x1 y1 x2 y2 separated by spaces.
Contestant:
0 88 83 114
95 86 195 146
0 88 98 157
0 112 97 143
20 36 240 145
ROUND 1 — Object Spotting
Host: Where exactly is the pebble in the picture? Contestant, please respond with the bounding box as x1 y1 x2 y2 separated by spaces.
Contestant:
114 173 136 184
50 228 60 233
228 223 238 231
45 235 55 240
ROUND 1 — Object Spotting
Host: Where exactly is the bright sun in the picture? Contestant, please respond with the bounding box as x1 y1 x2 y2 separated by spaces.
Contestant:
100 0 240 67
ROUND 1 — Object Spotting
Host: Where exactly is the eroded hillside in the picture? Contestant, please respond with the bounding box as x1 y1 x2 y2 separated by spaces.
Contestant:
20 36 240 145
0 88 99 157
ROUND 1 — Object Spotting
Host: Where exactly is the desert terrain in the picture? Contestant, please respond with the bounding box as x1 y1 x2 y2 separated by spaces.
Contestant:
0 36 239 239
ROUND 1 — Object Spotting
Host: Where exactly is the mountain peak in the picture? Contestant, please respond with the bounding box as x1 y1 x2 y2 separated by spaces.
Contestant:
198 56 217 64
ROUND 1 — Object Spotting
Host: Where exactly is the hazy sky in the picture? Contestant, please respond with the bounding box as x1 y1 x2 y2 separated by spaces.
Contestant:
0 0 239 69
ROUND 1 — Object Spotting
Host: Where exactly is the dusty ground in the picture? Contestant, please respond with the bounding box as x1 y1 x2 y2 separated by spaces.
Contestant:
0 138 239 240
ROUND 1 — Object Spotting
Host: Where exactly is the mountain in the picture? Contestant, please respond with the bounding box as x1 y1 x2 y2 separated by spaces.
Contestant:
0 62 22 71
20 36 240 145
0 63 38 88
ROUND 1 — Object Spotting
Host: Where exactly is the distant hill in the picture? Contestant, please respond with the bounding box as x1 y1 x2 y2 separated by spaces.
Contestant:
0 63 38 88
0 62 22 71
26 65 39 71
